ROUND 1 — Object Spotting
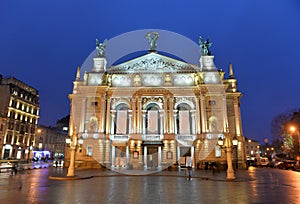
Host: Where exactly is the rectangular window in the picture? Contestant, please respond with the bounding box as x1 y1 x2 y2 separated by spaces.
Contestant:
167 151 173 159
116 110 127 134
179 111 190 134
147 110 158 134
215 146 221 158
87 145 92 156
91 101 98 106
180 147 191 157
133 151 139 159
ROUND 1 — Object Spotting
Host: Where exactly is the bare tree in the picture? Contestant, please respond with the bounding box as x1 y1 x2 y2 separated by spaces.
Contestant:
271 109 298 143
271 108 300 154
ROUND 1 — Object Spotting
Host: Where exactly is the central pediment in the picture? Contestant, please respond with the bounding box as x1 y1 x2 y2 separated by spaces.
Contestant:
108 52 199 73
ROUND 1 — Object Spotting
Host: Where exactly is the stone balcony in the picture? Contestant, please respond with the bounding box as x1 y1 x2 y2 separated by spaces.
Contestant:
110 135 130 141
176 135 196 141
142 134 163 141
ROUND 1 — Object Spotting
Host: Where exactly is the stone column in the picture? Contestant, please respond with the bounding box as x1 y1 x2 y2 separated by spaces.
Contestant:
191 146 194 168
191 110 196 135
233 98 241 136
159 110 164 136
142 110 147 135
131 98 136 133
163 97 168 133
222 96 228 131
177 145 180 164
80 97 87 132
144 146 147 169
128 110 132 134
196 96 201 134
110 110 116 135
126 145 129 167
100 97 106 133
137 97 141 133
105 97 111 134
158 146 162 168
173 110 178 134
168 96 174 133
199 94 207 132
112 145 116 167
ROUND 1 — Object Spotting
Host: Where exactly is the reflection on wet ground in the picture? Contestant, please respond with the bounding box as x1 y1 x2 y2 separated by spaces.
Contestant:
0 167 299 203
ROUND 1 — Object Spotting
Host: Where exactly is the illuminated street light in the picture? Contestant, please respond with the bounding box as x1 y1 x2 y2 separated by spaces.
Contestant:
66 127 83 177
218 127 236 180
218 137 224 146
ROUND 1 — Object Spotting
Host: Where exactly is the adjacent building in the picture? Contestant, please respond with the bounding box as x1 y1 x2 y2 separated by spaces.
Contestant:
65 33 247 170
34 125 67 161
244 137 261 160
0 75 40 160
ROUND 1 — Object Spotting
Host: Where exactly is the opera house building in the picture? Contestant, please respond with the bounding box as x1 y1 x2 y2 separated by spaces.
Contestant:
64 32 246 171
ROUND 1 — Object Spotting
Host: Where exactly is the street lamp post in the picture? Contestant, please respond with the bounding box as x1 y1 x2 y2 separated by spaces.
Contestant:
217 128 236 180
66 128 83 177
232 136 238 169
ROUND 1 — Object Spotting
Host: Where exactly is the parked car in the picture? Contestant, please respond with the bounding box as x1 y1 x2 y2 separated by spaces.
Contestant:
257 157 269 167
276 159 296 170
246 159 257 167
269 160 280 168
0 162 13 172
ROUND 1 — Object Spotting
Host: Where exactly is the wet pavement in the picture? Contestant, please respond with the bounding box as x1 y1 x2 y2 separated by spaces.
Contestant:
0 166 299 203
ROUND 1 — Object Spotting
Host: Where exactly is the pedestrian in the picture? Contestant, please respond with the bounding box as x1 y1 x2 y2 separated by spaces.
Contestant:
187 166 192 180
55 160 58 167
11 163 18 175
204 161 208 170
211 161 216 174
186 157 193 180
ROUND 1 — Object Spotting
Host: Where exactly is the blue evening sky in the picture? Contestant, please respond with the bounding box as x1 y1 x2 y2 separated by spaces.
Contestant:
1 0 300 143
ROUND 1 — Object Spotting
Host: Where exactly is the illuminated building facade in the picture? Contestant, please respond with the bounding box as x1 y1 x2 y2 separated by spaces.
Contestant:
0 75 40 160
65 35 246 170
35 125 67 160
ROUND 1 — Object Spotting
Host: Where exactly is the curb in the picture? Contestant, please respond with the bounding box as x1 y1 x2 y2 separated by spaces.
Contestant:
20 165 51 171
48 175 93 180
48 173 255 182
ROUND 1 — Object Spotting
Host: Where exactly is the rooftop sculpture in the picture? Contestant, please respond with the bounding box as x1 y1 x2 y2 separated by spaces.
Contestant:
145 31 159 51
199 36 212 56
96 38 108 57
